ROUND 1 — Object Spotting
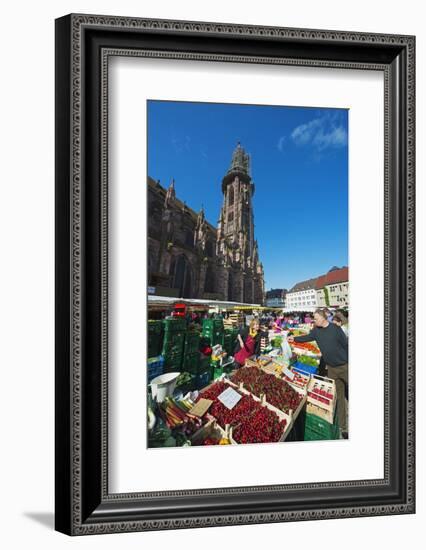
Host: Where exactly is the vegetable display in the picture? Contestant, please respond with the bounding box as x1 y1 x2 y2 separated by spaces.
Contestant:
291 341 320 353
176 371 194 386
297 355 319 367
158 396 202 439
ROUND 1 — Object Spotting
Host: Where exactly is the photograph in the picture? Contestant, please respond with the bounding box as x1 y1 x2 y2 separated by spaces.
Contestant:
146 100 349 447
53 11 415 536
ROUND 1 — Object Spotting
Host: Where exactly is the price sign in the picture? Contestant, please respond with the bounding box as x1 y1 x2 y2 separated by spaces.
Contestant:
284 368 295 380
217 387 242 410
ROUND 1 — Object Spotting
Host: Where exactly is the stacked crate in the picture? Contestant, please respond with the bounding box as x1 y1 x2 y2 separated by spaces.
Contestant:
303 411 339 440
179 330 201 381
223 331 233 355
194 355 213 389
259 330 269 353
225 310 245 328
148 320 163 358
202 318 224 347
161 317 186 372
147 356 164 383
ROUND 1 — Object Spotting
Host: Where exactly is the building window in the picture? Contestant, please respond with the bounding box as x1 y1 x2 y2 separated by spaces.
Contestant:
228 186 234 206
204 264 215 294
184 229 194 248
228 210 234 222
205 240 214 257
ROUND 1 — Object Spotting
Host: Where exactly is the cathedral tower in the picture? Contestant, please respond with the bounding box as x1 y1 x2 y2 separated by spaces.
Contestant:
216 142 264 304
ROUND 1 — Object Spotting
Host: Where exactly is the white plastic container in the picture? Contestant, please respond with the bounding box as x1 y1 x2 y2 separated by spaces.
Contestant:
150 372 180 402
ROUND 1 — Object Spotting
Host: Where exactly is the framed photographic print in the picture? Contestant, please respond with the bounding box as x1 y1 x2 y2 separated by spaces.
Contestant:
55 14 415 535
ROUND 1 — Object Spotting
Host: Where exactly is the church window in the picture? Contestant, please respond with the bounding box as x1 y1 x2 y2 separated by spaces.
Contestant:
184 229 194 248
171 254 193 298
204 264 215 293
228 186 234 206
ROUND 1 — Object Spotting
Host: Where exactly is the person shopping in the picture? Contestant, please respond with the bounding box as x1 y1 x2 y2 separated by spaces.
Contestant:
333 311 349 338
233 319 261 368
288 308 349 438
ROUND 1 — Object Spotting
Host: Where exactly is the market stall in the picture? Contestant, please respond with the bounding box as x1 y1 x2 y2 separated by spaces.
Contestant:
147 311 341 447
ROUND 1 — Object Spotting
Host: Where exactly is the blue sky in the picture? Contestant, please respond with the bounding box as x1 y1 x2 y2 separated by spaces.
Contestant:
147 100 348 291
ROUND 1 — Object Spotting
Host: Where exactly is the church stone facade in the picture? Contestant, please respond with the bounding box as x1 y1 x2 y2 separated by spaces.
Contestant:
147 143 265 305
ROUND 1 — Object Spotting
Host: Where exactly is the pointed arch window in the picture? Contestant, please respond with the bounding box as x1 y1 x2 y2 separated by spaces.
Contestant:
228 186 234 206
170 254 193 298
204 264 215 294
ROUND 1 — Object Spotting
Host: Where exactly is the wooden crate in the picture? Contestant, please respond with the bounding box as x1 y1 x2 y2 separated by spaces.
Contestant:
306 402 335 425
190 419 235 446
306 374 336 422
226 371 303 437
203 378 292 443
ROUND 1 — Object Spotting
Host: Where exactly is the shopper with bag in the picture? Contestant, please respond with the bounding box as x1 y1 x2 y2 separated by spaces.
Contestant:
288 308 349 438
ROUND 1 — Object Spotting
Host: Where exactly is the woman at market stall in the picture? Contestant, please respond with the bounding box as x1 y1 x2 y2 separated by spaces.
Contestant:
233 318 261 368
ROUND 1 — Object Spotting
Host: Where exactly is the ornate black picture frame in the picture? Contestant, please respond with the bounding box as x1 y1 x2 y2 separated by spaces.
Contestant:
55 14 415 535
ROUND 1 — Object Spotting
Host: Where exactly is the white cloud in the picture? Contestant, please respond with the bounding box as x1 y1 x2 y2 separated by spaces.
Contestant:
291 113 347 152
277 135 286 152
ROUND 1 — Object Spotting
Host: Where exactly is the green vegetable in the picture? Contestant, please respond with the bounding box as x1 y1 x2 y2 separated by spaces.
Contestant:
298 355 319 367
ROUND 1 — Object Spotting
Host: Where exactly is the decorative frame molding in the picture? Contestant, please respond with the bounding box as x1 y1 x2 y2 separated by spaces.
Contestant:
55 14 415 535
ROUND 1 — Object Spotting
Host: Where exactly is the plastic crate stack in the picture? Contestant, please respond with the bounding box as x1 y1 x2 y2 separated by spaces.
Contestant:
303 411 339 440
178 330 201 389
194 355 212 390
202 318 224 347
161 317 187 373
223 326 239 356
147 356 164 383
148 320 163 358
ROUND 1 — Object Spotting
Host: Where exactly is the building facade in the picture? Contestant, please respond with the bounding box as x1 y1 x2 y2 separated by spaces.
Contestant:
147 143 265 304
265 288 287 307
316 266 349 307
285 278 318 310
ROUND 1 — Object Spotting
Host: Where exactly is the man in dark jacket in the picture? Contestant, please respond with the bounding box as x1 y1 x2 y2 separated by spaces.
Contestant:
288 308 348 438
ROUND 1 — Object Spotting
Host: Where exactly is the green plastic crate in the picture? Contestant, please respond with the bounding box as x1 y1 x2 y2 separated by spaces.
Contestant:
162 331 185 345
304 412 339 440
202 319 224 332
162 317 187 332
184 331 201 354
202 332 224 347
148 320 163 335
181 352 200 374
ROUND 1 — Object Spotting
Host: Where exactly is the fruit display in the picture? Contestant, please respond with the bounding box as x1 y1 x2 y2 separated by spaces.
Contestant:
306 377 336 424
233 406 287 444
230 367 303 414
284 369 310 389
210 394 261 427
197 380 288 443
307 379 335 407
